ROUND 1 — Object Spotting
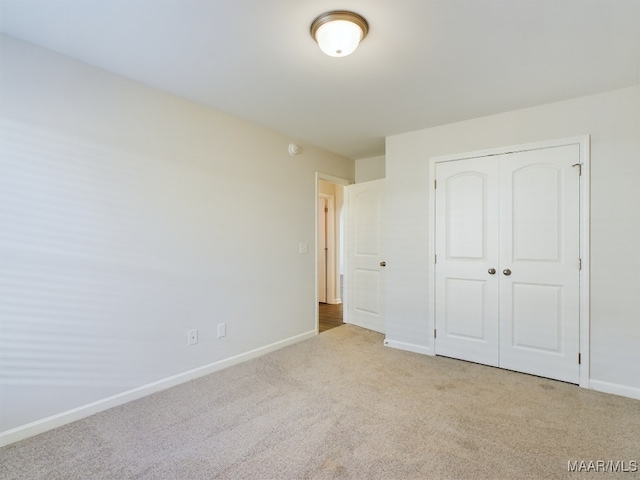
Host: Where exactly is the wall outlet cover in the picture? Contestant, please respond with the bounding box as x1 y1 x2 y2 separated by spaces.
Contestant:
188 329 198 346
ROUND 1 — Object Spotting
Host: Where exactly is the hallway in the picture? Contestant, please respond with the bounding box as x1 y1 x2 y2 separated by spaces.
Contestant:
318 303 343 333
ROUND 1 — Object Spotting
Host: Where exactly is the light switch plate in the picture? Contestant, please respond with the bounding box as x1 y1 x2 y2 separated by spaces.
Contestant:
217 323 226 338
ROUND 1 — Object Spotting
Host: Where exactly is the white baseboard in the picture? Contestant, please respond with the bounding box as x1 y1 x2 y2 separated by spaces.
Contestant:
0 330 316 447
322 299 342 305
589 380 640 400
383 338 433 356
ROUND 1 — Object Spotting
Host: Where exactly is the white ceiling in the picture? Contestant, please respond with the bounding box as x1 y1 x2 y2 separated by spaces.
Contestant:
1 0 639 159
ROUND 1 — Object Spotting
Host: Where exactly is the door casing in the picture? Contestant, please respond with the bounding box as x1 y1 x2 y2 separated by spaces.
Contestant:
428 136 591 388
316 173 351 333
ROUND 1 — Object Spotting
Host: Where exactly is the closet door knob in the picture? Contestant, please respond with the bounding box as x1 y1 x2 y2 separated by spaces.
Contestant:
380 261 386 267
503 269 512 276
488 268 496 275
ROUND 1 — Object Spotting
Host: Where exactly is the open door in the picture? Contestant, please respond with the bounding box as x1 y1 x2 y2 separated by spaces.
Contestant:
345 179 386 333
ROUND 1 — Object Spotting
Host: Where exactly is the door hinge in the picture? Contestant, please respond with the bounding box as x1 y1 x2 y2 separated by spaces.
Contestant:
434 329 437 339
434 254 437 264
434 180 437 189
579 258 582 270
324 207 328 213
572 163 582 176
578 353 581 365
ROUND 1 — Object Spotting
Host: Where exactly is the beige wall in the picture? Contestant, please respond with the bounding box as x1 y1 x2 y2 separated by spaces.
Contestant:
0 34 354 441
385 86 640 399
355 156 385 182
319 179 336 195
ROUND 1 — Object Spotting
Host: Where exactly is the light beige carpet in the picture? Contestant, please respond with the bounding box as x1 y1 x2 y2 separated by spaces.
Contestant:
1 325 639 479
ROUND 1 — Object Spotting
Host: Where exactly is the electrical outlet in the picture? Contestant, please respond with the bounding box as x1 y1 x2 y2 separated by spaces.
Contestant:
217 323 226 338
188 329 198 346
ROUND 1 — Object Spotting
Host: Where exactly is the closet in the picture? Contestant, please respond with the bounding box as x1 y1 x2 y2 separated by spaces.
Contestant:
434 144 581 383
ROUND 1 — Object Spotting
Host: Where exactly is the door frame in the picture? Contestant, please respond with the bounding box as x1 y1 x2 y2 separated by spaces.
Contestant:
427 136 591 388
316 173 352 333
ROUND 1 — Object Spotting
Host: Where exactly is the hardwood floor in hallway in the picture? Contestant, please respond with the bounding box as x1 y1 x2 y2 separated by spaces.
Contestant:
319 303 343 333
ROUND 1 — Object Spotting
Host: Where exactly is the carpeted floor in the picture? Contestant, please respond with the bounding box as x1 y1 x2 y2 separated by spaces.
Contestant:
1 325 639 479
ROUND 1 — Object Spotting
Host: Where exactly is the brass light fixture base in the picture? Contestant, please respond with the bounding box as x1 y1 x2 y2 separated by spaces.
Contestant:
310 11 369 43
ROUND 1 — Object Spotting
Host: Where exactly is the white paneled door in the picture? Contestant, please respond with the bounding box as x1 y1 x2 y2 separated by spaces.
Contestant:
498 146 580 383
435 145 581 384
434 157 501 366
346 179 385 333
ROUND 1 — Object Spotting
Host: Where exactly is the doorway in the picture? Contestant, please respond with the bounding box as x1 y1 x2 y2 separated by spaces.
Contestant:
317 177 346 332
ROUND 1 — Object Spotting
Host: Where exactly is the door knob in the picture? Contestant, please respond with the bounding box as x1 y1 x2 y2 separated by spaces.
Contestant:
380 261 386 267
503 269 512 276
488 268 496 275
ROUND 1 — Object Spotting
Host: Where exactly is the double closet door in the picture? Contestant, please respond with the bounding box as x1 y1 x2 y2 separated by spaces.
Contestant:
434 145 581 384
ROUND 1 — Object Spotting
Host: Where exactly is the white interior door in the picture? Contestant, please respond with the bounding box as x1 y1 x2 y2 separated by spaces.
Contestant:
434 144 581 384
499 146 580 383
434 157 500 365
346 179 385 333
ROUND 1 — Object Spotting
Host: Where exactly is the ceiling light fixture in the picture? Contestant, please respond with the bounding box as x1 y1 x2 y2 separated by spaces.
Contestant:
310 11 369 58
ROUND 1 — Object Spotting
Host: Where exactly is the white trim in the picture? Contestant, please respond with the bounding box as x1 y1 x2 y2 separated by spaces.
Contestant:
428 136 591 388
430 136 591 163
0 330 316 447
316 172 352 187
577 136 591 388
589 380 640 400
428 158 437 355
384 338 433 356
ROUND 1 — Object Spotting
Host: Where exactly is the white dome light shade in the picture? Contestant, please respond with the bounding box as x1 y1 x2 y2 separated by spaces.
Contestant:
316 20 362 57
311 11 369 58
